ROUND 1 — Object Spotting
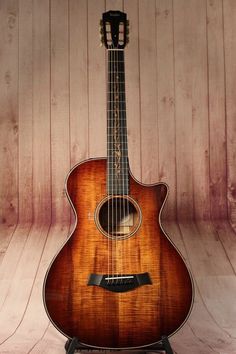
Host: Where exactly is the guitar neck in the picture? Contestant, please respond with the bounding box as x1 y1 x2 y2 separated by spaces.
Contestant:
107 49 129 195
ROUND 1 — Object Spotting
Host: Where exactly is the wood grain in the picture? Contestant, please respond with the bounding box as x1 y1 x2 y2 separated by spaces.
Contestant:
207 0 227 220
173 0 194 220
0 0 234 226
44 159 193 348
69 0 89 167
156 0 176 220
32 0 51 224
0 0 236 352
18 0 33 224
223 0 236 228
88 0 106 158
139 0 159 184
0 0 19 227
50 0 70 223
124 0 141 182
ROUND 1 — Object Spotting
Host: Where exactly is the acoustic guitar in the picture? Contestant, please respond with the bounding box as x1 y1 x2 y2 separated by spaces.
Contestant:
43 10 194 349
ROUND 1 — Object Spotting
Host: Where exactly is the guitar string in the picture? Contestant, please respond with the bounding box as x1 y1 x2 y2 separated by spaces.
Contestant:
108 46 128 282
107 47 110 282
109 45 113 282
113 50 119 282
117 48 124 279
120 49 125 279
122 51 130 280
115 46 118 283
111 44 114 282
112 46 117 283
117 48 122 281
109 46 114 282
109 47 113 282
118 48 123 279
107 34 130 282
124 48 130 268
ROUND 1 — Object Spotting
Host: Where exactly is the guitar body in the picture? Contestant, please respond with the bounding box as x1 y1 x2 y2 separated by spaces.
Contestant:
43 158 193 349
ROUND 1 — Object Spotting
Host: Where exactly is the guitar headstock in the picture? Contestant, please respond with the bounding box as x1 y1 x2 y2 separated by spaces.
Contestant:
100 11 129 49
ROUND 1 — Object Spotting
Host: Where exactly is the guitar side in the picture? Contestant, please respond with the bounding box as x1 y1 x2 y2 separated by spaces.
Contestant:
43 158 194 349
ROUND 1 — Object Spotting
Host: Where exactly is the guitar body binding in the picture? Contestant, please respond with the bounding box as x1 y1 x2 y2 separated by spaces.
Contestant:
43 158 194 349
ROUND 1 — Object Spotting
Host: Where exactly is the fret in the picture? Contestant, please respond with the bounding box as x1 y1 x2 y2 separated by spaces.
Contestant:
107 91 126 94
107 159 129 162
107 165 129 168
107 171 129 174
107 168 129 170
107 184 129 187
107 158 129 161
107 151 128 153
107 123 126 129
107 176 129 179
107 170 129 173
107 156 128 159
107 49 124 51
108 101 126 103
107 161 129 164
108 81 125 84
107 153 128 155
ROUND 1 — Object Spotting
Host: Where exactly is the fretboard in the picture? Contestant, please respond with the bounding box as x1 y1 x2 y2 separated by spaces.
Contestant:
107 50 129 195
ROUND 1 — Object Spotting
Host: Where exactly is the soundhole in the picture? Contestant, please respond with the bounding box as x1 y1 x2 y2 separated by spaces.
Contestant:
95 196 141 239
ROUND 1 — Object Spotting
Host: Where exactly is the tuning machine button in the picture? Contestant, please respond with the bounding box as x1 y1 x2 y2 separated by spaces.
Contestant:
100 34 104 46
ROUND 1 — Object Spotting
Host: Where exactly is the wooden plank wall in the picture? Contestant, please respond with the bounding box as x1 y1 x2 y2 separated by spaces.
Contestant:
1 0 236 353
1 0 235 226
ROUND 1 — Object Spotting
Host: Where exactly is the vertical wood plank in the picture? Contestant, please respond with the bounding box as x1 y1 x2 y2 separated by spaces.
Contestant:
69 0 89 166
105 0 123 10
88 0 106 158
156 0 176 220
173 0 193 219
0 0 19 226
139 0 159 184
223 0 236 228
19 0 33 223
191 1 209 220
207 0 227 220
124 0 142 181
174 0 209 220
32 0 51 224
50 0 70 223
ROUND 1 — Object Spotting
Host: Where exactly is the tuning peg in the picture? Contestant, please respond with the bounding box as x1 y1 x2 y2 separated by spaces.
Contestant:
100 27 104 34
126 37 129 45
126 20 130 27
100 34 104 46
100 19 103 26
126 28 129 34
